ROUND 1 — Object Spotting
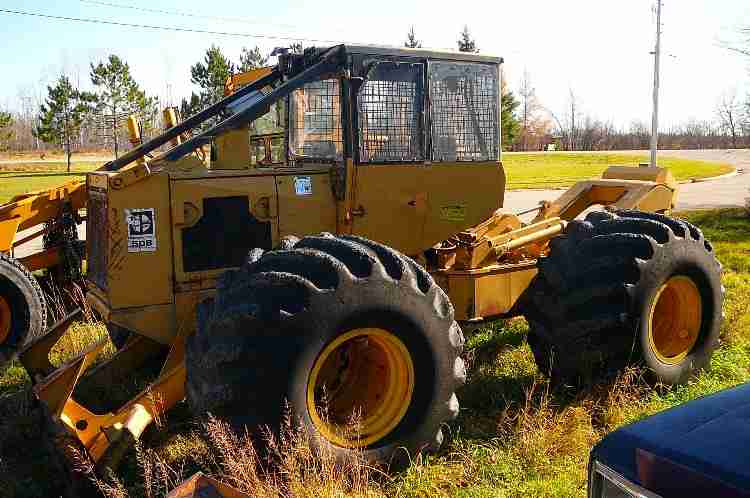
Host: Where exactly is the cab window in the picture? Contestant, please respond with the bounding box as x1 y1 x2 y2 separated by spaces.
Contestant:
429 62 499 162
288 79 343 161
357 62 424 163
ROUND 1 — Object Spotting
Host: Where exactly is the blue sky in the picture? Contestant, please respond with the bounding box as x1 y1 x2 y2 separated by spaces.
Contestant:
1 0 748 129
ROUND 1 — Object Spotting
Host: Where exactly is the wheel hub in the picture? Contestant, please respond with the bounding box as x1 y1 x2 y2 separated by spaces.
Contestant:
307 328 415 448
0 296 11 344
648 275 703 365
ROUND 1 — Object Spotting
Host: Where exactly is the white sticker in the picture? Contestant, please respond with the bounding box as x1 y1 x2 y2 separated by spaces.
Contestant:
294 176 313 196
125 208 157 253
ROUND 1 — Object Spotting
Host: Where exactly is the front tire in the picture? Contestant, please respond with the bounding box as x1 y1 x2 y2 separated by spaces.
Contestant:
186 234 465 467
523 210 722 386
0 253 47 370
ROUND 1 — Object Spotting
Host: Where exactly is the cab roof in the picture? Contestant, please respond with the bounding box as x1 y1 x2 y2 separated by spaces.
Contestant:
337 44 503 65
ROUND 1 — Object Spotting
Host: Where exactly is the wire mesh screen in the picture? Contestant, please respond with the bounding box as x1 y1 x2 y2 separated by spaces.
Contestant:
288 79 343 161
357 62 423 162
429 62 499 161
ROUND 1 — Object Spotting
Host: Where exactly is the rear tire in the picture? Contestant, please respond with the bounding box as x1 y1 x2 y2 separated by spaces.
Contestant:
185 234 465 467
0 253 47 370
523 210 722 386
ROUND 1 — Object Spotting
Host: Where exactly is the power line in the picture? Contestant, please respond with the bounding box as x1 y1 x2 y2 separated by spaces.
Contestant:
0 7 344 44
80 0 302 31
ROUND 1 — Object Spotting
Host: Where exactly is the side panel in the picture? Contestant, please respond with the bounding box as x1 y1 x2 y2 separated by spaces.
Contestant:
350 164 426 256
433 263 537 321
276 173 337 239
170 176 278 286
104 173 174 309
420 162 505 249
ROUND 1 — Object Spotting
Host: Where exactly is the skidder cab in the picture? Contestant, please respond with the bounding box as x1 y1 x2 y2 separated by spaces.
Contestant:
12 44 721 485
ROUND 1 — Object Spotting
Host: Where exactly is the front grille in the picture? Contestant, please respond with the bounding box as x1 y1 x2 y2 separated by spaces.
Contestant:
86 192 108 290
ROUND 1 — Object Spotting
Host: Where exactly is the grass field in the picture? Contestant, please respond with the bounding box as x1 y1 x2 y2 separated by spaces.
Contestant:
0 162 102 204
0 153 733 204
502 153 734 189
1 208 748 497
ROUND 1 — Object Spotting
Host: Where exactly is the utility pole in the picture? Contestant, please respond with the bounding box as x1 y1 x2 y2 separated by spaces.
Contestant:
649 0 662 168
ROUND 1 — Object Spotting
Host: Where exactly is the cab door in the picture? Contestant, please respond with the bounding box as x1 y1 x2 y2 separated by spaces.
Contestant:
349 61 427 256
350 164 426 255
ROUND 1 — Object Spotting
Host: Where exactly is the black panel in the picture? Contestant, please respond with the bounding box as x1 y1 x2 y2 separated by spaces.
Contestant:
86 193 108 290
182 196 272 273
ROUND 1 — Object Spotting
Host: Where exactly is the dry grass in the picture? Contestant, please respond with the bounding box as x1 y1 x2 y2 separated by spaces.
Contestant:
83 413 383 498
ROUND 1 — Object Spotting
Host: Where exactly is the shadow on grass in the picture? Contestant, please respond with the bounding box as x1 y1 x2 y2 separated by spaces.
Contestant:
0 369 71 497
451 317 635 446
679 209 750 244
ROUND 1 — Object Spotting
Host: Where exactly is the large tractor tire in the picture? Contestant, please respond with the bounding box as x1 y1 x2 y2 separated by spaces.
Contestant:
186 234 465 467
0 253 47 370
523 210 722 386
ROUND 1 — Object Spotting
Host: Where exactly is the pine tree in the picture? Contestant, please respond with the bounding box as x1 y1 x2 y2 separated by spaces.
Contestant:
35 76 94 172
405 26 422 48
500 74 521 150
90 54 153 158
239 46 269 72
0 111 13 151
180 93 202 120
457 25 478 53
191 45 235 109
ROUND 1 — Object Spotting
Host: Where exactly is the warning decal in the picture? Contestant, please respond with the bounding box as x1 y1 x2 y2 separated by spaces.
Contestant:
125 208 157 253
294 176 313 196
440 205 467 222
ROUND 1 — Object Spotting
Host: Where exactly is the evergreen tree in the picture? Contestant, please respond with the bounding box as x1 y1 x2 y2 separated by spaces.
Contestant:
191 45 235 109
501 87 521 150
0 111 13 151
35 76 94 172
90 54 153 158
180 92 202 120
457 25 478 53
405 26 422 48
239 46 269 72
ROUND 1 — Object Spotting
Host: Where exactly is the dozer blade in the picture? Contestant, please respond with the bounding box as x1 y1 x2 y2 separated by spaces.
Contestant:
167 473 252 498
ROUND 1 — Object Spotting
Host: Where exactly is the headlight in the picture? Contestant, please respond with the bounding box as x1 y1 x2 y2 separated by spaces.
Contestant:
589 460 662 498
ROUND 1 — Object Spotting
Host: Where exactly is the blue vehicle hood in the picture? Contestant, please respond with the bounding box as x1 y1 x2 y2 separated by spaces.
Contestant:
591 382 750 494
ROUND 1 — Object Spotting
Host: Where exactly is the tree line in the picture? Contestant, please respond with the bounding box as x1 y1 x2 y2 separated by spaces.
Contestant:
0 25 747 164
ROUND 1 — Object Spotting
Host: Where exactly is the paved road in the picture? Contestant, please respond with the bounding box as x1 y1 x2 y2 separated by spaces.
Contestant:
504 149 749 214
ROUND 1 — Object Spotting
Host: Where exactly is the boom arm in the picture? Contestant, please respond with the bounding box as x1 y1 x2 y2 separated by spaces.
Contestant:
0 180 87 254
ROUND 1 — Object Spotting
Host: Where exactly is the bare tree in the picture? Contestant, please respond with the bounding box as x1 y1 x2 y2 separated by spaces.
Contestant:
518 69 538 151
568 89 578 151
717 91 741 148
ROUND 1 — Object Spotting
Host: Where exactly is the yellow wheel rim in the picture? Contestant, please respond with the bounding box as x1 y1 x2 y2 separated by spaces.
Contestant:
306 328 415 448
0 296 10 344
648 275 703 365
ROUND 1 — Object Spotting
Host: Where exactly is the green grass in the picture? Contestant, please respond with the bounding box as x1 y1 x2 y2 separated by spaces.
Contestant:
1 210 749 497
503 152 734 189
0 162 102 204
